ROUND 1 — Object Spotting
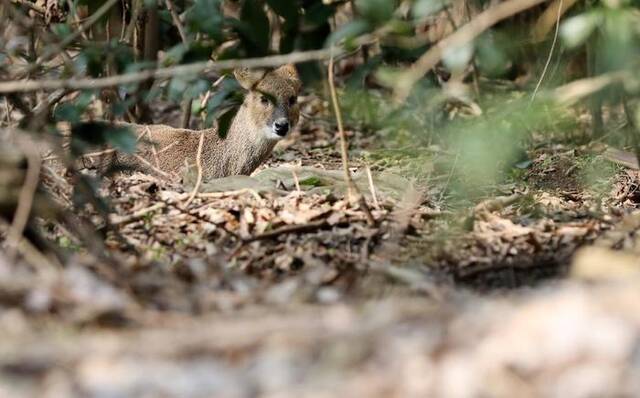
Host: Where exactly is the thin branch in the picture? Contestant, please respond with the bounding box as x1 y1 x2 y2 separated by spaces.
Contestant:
132 153 174 179
394 0 548 101
552 70 631 105
36 0 121 64
0 49 339 93
65 0 90 42
164 0 193 128
165 0 188 43
327 49 375 226
109 202 165 226
184 131 205 207
244 220 329 243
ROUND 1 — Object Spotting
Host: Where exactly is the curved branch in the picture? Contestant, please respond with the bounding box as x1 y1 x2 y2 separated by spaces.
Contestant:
0 48 338 93
394 0 548 101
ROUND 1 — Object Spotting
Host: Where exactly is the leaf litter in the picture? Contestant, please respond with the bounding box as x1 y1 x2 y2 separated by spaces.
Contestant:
5 118 640 396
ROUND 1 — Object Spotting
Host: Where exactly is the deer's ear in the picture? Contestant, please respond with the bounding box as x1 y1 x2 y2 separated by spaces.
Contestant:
233 68 265 90
275 64 301 91
275 64 298 79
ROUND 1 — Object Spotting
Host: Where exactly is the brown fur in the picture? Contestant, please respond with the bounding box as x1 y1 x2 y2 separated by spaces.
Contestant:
115 64 302 180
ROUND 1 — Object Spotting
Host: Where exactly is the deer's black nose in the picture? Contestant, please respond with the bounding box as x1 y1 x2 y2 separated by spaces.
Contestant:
273 119 290 136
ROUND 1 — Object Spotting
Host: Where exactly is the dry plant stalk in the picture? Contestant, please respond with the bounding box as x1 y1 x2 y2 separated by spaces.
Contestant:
184 131 205 207
5 145 41 259
327 50 375 225
530 0 563 103
365 165 379 209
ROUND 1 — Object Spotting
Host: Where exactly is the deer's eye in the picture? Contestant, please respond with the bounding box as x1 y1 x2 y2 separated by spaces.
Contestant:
288 96 297 106
260 95 270 105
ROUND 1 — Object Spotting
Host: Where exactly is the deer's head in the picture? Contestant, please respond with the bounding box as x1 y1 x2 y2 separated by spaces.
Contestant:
233 64 302 140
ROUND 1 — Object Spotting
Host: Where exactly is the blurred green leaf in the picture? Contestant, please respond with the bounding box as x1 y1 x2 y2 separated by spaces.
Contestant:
54 91 94 123
205 78 243 127
217 106 240 139
51 23 72 39
560 13 599 48
105 125 137 153
412 0 448 19
303 1 335 27
476 35 509 77
237 0 270 56
442 43 474 72
266 0 300 53
54 103 82 124
355 0 394 25
185 0 224 41
266 0 298 22
299 176 325 187
70 122 136 155
327 19 370 46
163 43 189 66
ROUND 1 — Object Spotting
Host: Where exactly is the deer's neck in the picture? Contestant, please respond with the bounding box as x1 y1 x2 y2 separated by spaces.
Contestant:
202 107 277 178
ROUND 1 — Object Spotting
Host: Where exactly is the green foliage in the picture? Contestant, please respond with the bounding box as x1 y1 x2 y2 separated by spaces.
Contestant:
70 122 136 154
237 0 271 56
185 0 224 41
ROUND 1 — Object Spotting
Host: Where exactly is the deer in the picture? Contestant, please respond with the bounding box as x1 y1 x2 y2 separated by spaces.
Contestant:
110 64 302 181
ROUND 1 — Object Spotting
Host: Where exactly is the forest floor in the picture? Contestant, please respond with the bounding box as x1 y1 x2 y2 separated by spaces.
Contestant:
3 96 640 397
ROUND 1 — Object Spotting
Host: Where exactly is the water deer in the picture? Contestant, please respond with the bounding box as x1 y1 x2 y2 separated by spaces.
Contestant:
116 64 302 181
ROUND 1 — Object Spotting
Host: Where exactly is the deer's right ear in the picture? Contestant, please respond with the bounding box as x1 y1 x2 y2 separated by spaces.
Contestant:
233 68 265 90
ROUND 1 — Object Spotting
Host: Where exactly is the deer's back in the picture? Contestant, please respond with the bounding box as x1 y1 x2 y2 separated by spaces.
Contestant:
121 123 218 180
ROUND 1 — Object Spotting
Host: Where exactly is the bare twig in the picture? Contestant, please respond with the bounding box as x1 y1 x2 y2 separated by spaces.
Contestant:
395 0 548 101
197 188 262 202
474 192 522 213
109 202 166 226
5 147 41 259
165 0 188 43
65 0 89 41
0 49 340 93
243 220 328 243
111 187 267 227
291 168 301 192
553 70 632 105
124 0 141 44
365 165 379 209
327 49 375 226
184 131 205 207
169 188 263 202
3 98 10 125
132 153 174 179
36 0 121 64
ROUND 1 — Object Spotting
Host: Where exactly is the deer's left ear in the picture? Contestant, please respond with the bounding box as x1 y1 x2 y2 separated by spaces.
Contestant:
233 68 266 90
275 64 301 91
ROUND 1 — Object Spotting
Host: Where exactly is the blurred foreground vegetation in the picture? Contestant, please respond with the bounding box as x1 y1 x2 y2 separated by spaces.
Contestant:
1 0 640 254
